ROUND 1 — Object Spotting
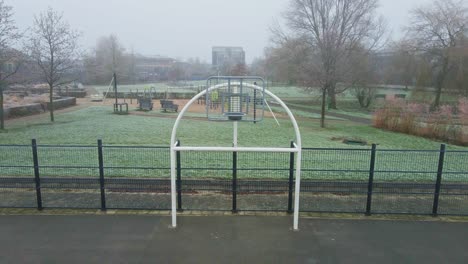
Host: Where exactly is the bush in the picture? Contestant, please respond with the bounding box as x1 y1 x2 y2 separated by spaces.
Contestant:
373 98 468 145
458 98 468 126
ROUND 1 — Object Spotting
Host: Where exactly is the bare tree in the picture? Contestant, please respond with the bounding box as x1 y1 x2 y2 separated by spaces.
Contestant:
250 57 267 78
26 7 80 122
449 44 468 97
129 48 136 84
0 0 22 130
265 37 310 85
348 48 379 108
230 63 248 76
278 0 387 127
82 35 127 85
407 0 467 109
168 63 184 82
99 35 125 79
386 41 418 89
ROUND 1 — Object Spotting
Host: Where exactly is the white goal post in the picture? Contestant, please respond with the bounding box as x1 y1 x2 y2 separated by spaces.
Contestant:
170 82 302 230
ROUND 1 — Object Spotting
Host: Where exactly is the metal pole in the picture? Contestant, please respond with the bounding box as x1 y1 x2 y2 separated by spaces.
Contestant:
253 89 257 123
232 151 238 213
233 122 238 147
176 140 182 211
232 121 238 213
173 146 298 153
264 99 280 127
432 144 446 216
366 144 377 215
113 72 118 105
32 139 43 210
171 145 177 228
98 139 106 211
287 141 295 214
293 147 302 230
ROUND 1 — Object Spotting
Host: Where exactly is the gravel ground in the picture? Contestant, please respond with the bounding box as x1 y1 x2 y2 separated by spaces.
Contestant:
1 188 467 215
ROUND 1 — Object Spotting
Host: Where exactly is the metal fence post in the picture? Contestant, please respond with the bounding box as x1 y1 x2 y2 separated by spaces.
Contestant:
176 140 183 212
432 144 446 216
31 139 43 210
253 89 257 124
232 151 238 213
97 139 106 211
287 141 295 214
366 144 377 216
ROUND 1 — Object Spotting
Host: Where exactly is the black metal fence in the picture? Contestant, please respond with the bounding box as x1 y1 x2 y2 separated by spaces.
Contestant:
1 139 467 216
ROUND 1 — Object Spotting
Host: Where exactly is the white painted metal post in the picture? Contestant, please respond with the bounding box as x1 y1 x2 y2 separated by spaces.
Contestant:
233 122 238 147
293 149 301 230
233 81 239 148
262 89 302 231
170 147 177 227
170 82 302 230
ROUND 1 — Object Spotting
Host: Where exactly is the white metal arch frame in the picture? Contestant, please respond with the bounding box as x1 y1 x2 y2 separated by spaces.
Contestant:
170 82 302 230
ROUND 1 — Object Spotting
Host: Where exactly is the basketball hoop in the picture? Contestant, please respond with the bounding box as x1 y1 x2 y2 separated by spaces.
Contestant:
206 77 265 122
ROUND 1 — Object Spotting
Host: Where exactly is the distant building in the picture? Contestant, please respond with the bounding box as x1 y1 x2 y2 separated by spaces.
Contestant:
212 46 245 67
1 48 41 84
134 55 177 82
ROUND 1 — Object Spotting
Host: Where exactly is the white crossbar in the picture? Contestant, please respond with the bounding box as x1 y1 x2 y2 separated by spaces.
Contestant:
173 146 299 153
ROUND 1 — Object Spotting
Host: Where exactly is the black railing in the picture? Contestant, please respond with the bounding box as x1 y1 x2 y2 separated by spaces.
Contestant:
0 139 467 216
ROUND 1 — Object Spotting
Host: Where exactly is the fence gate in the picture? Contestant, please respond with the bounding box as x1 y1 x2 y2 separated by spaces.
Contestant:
175 146 297 213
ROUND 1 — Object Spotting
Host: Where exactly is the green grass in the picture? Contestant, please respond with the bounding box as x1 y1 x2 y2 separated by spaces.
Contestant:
284 102 373 120
266 86 312 99
269 106 345 120
1 105 467 181
0 105 461 149
90 82 202 95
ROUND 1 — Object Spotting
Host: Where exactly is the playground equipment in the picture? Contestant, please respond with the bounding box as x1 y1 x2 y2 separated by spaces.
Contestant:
138 87 155 111
103 73 128 114
160 100 178 112
205 77 265 122
170 76 302 230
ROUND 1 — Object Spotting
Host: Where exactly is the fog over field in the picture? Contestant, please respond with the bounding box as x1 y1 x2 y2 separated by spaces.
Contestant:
11 0 432 62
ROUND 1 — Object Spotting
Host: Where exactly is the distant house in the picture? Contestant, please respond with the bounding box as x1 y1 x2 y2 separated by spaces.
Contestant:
1 48 22 77
0 49 41 84
134 55 176 82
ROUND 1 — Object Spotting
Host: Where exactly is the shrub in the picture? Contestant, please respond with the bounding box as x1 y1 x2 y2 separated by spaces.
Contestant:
458 98 468 126
373 98 468 145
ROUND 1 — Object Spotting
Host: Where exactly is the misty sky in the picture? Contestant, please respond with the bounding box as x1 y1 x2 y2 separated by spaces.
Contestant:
11 0 433 63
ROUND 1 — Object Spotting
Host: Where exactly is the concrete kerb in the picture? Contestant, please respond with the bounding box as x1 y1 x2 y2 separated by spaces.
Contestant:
1 208 468 223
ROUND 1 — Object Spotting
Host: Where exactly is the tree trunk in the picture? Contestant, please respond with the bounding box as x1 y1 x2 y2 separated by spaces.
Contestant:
320 87 326 128
327 84 337 109
49 84 54 122
432 58 449 110
432 82 442 110
357 89 365 108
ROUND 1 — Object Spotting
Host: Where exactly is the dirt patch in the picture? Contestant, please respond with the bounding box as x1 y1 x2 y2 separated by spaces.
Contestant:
3 94 49 109
99 98 282 119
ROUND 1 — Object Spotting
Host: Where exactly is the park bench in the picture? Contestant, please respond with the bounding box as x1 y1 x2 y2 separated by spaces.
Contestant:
160 99 179 112
138 98 153 111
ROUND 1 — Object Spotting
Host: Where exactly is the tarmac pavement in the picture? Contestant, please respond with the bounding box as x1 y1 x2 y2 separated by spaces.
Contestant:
0 215 467 263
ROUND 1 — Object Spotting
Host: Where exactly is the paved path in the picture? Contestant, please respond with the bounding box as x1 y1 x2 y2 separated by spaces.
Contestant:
0 215 467 263
286 103 372 125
